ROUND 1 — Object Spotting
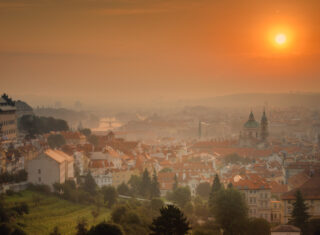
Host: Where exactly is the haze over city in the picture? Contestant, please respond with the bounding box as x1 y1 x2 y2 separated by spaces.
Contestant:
1 1 320 235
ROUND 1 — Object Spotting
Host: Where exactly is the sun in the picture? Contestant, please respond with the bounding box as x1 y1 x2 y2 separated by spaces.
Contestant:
275 33 287 45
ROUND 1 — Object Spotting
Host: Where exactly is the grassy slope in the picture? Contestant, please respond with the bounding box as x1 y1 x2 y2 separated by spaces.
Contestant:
4 190 110 235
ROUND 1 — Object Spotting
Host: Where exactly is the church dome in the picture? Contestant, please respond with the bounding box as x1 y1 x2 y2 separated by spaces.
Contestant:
244 111 259 128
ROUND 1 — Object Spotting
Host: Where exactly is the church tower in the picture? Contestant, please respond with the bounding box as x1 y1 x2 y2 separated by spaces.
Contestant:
260 109 269 141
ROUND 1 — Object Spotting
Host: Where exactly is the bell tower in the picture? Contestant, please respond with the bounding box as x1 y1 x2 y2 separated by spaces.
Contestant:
260 109 269 141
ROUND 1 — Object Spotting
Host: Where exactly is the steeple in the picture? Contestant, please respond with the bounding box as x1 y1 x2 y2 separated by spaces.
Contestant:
260 108 269 141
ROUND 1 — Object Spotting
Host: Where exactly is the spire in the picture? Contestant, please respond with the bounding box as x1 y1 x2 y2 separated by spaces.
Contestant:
249 111 255 121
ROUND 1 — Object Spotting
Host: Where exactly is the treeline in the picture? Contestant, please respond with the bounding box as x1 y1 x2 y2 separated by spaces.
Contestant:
117 169 160 199
0 170 27 184
18 115 69 137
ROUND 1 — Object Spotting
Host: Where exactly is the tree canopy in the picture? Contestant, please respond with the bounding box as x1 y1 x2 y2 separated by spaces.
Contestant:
290 190 310 233
150 205 191 235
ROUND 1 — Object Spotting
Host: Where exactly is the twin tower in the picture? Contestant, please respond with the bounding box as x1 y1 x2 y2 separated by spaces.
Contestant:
239 110 269 147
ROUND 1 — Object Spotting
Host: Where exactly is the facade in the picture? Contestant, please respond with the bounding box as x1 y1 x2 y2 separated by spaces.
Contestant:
271 200 282 224
281 175 320 224
0 94 17 140
112 169 139 187
27 149 74 187
233 174 272 221
93 171 112 187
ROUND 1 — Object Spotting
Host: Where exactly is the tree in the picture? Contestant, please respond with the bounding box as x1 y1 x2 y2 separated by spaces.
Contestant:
49 226 61 235
210 188 248 235
173 174 179 190
150 205 191 235
128 175 141 196
289 190 310 233
140 169 151 198
82 172 97 195
150 198 164 212
117 183 130 196
80 128 91 137
171 187 191 208
150 170 160 198
88 222 123 235
88 135 98 148
101 186 118 208
47 134 66 149
76 218 88 235
209 174 223 209
247 218 270 235
196 182 211 199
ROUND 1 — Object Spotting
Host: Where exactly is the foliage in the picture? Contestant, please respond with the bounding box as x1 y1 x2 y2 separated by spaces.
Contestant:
19 115 69 137
47 134 66 149
117 183 130 196
150 205 191 235
159 168 172 173
196 182 211 199
75 218 88 235
82 172 97 195
210 188 248 235
88 222 123 235
0 170 28 184
101 186 118 208
289 190 310 234
128 175 142 196
169 187 191 208
79 128 91 137
173 174 179 190
246 218 270 235
209 174 223 209
193 196 210 219
150 198 164 213
150 170 160 198
49 226 61 235
88 135 98 148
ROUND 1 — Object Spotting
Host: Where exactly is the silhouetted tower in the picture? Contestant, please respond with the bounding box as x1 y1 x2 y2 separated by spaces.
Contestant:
260 109 269 141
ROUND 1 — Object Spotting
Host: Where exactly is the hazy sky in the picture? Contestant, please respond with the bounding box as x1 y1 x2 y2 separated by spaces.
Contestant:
1 0 320 106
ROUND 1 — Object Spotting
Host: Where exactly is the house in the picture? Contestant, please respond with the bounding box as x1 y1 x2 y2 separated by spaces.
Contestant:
61 131 86 145
281 174 320 223
92 171 112 188
232 174 272 221
271 201 282 224
0 94 17 140
271 225 300 235
27 149 74 188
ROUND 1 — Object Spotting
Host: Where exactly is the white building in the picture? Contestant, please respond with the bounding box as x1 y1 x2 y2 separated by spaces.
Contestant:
27 149 74 188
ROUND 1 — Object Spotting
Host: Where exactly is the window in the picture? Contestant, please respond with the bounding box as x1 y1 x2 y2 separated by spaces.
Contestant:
38 169 41 174
38 177 41 182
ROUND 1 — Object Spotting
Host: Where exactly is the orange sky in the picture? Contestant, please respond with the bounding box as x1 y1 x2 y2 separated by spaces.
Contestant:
0 0 320 106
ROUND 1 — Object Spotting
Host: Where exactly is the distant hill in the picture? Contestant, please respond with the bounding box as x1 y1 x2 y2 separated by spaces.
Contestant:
195 93 320 108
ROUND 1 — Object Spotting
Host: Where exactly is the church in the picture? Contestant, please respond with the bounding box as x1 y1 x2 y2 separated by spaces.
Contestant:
239 110 269 148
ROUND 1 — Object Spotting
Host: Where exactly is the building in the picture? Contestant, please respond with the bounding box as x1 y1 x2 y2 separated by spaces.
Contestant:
271 225 300 235
0 94 17 140
271 200 282 224
239 110 269 148
27 149 74 188
281 174 320 223
232 174 272 221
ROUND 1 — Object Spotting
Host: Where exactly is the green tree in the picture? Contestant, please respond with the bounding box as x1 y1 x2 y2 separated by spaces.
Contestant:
209 174 223 209
128 175 142 196
83 172 97 195
150 205 191 235
117 183 130 196
171 187 191 208
88 135 99 148
211 188 248 235
101 186 118 208
151 170 160 198
289 190 310 233
247 218 270 235
196 182 211 199
140 169 151 198
49 226 61 235
80 128 91 137
88 222 123 235
47 134 66 149
76 218 88 235
150 198 164 213
173 174 179 190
